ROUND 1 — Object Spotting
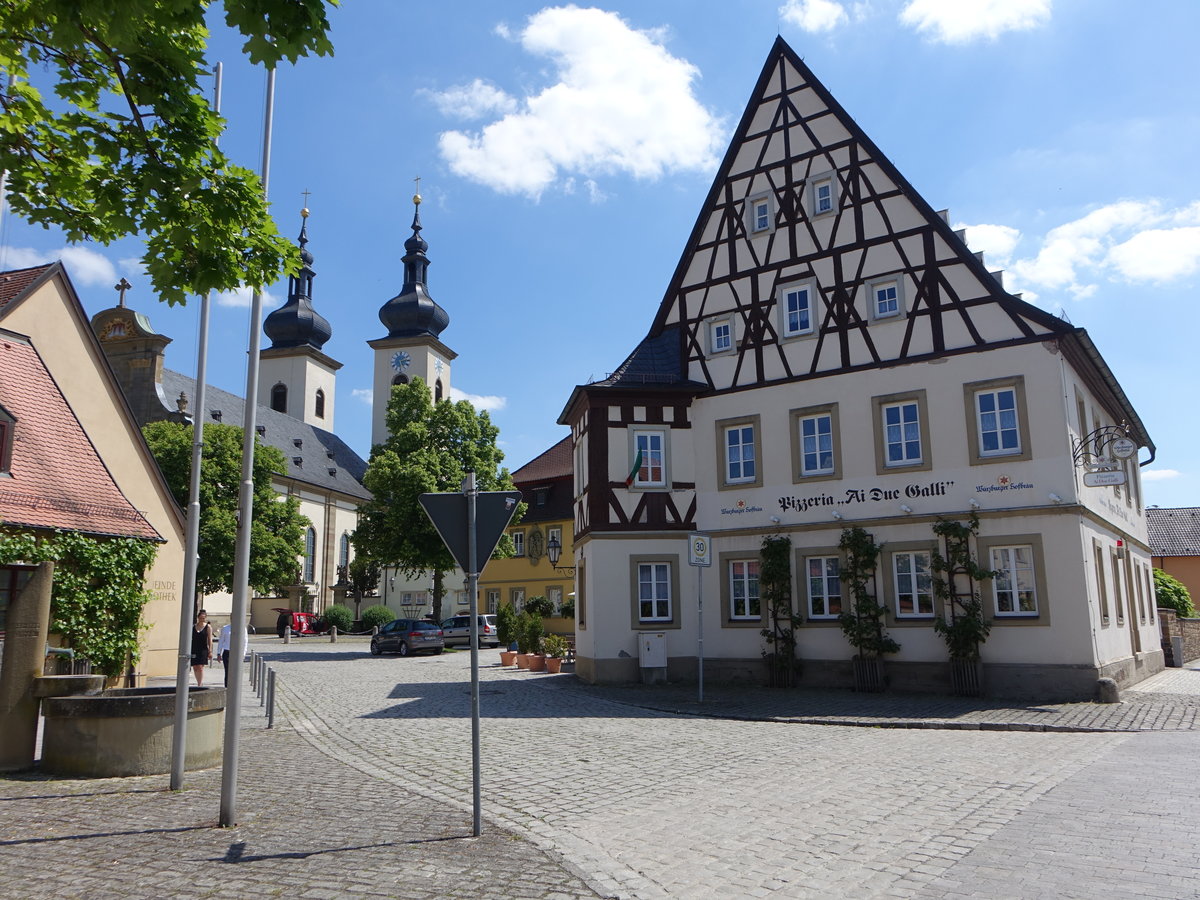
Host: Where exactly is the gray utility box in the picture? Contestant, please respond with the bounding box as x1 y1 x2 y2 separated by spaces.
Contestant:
639 632 667 684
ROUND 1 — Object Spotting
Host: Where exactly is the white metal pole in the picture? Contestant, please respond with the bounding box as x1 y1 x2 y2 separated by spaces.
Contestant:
220 64 276 828
171 62 221 791
465 471 482 836
698 567 704 703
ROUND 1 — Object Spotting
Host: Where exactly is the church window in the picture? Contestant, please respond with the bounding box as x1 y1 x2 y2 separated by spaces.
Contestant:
392 374 409 386
339 533 350 569
315 389 326 419
435 379 444 402
303 527 316 583
271 383 288 414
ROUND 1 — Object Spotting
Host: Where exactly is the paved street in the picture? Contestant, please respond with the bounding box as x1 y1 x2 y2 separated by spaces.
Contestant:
3 637 1200 898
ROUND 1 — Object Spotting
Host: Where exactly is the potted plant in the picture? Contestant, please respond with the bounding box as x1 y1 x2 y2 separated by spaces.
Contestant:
497 601 519 666
837 526 898 692
542 633 569 674
514 609 533 668
524 611 546 672
931 513 996 696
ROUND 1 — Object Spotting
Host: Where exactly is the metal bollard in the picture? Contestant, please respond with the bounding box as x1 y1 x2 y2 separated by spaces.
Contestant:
249 651 258 691
330 625 337 644
372 624 379 636
252 654 260 696
266 668 276 729
284 624 291 644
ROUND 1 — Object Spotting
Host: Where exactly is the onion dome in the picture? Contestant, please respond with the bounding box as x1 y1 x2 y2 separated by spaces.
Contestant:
378 193 450 338
264 210 332 350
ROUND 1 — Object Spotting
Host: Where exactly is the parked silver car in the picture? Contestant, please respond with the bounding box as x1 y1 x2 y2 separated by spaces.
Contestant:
439 614 500 648
370 619 444 657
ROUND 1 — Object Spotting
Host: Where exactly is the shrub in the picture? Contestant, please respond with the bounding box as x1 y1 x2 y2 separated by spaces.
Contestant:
496 600 518 648
560 597 575 619
361 604 394 631
524 611 545 655
525 594 555 618
321 604 354 634
543 633 569 659
1154 569 1196 618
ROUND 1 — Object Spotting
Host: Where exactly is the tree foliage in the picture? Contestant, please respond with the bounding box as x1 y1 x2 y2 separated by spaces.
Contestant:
837 526 899 660
930 514 997 661
759 534 800 687
0 0 339 306
1154 568 1196 619
142 420 309 595
352 379 521 622
0 528 157 676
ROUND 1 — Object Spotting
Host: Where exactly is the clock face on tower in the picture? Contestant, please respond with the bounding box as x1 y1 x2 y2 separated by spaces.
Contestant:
391 351 411 372
435 358 443 375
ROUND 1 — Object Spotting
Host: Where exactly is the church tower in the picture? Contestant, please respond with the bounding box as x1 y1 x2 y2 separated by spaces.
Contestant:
368 189 456 447
258 208 342 427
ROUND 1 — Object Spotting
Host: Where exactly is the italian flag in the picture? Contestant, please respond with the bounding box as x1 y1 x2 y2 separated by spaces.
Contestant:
625 448 643 488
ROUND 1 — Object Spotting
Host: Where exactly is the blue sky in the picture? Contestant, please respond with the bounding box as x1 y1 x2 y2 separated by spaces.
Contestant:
2 1 1197 506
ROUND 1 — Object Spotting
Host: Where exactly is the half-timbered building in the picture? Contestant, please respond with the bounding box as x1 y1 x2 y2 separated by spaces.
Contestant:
559 37 1161 700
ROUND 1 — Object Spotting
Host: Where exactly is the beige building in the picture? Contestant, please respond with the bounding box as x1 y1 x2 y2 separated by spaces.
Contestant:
559 38 1160 700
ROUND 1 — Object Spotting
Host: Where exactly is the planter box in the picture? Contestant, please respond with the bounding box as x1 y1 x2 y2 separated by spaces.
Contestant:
852 656 886 693
950 658 984 697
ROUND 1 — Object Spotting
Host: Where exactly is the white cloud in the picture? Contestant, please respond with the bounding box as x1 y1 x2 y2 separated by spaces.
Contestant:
900 0 1051 44
434 6 723 198
963 200 1200 301
425 78 518 120
1142 469 1181 482
779 0 847 32
0 244 118 287
448 387 507 412
1108 227 1200 283
215 286 278 309
352 388 373 405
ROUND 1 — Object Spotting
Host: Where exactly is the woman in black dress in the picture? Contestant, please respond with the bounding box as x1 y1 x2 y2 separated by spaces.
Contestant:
191 609 213 686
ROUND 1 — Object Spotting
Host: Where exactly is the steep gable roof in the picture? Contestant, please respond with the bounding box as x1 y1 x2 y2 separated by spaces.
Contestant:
0 330 161 541
1147 507 1200 557
0 263 57 312
648 36 1068 393
511 436 572 484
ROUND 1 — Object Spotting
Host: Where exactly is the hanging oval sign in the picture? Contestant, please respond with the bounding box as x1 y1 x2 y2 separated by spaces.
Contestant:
1110 437 1137 460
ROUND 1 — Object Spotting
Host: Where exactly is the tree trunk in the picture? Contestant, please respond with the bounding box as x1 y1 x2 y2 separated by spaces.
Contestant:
432 570 445 623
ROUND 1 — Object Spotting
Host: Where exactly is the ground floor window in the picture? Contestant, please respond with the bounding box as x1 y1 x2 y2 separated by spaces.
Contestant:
486 590 500 614
806 555 842 619
992 545 1038 616
638 563 671 621
892 550 933 618
729 560 760 620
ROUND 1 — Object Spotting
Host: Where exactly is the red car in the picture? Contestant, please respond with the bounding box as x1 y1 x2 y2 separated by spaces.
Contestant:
274 608 325 638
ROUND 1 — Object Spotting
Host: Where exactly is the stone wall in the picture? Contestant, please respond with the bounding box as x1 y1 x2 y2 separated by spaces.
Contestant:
1158 609 1200 666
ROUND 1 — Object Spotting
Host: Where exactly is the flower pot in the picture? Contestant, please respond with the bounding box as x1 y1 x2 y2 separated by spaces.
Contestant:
515 653 530 669
544 657 562 674
499 650 517 667
527 654 546 673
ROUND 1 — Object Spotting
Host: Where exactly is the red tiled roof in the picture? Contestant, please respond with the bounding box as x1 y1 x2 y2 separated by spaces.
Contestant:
0 264 54 311
1148 507 1200 557
511 435 572 484
0 333 161 541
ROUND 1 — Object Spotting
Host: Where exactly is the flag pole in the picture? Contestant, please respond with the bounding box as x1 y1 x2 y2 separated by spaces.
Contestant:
220 63 276 828
170 61 221 791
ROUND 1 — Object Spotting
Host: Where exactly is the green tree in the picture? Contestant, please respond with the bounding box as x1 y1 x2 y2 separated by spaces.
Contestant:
347 554 381 618
1154 569 1195 619
142 420 309 595
353 378 521 624
0 0 339 306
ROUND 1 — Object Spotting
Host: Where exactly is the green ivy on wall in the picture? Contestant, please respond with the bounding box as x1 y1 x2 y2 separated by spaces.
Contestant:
0 529 158 676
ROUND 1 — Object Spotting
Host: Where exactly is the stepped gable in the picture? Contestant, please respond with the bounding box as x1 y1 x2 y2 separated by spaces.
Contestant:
0 332 160 541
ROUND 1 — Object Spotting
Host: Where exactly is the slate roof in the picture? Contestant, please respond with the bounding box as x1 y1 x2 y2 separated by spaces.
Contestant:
161 370 372 502
596 325 705 390
1147 507 1200 557
0 332 161 541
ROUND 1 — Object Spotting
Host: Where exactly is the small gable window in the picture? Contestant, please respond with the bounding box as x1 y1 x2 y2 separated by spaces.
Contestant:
746 193 774 235
0 405 14 475
869 278 904 320
314 389 326 419
809 173 837 217
271 383 288 414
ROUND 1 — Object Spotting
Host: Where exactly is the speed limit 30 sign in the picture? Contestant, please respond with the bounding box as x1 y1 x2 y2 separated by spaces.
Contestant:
688 533 712 567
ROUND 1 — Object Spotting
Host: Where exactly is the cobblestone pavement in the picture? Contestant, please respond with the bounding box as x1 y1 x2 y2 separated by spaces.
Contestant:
262 639 1200 898
0 672 602 900
4 641 1200 899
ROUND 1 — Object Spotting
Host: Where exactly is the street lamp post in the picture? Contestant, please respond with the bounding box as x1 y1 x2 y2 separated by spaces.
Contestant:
545 534 576 574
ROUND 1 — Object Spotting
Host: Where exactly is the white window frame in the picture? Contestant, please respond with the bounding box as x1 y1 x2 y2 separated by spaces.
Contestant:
882 400 923 467
799 412 835 476
724 423 757 485
632 429 666 488
976 386 1021 457
809 172 836 217
871 279 901 319
638 562 673 623
778 282 815 338
547 526 562 549
512 531 525 557
991 545 1038 617
547 585 563 615
748 193 773 234
486 589 500 615
729 559 761 621
893 550 934 618
806 554 842 619
708 317 733 355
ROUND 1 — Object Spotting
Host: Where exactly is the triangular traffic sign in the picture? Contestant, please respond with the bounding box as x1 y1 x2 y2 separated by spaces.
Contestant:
419 490 522 575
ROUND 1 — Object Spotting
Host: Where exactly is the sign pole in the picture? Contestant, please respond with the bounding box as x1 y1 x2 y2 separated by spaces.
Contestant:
698 570 704 703
688 534 712 704
464 472 482 837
